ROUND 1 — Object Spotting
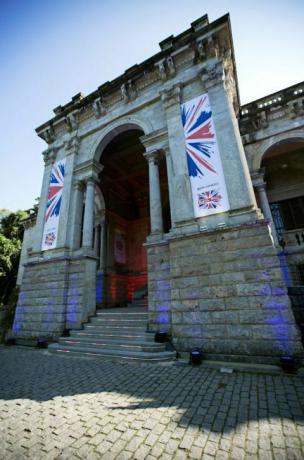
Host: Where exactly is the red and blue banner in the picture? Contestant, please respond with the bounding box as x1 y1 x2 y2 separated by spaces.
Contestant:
41 159 66 251
181 93 229 217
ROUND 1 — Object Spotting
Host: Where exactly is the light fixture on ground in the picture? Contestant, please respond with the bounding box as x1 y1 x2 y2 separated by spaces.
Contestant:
280 356 297 373
36 338 48 349
154 331 169 343
190 348 203 365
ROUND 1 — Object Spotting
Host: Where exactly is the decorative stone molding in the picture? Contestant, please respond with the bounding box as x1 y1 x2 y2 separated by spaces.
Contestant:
200 60 224 90
143 149 162 165
140 128 169 153
287 99 304 119
73 159 103 182
64 111 78 132
157 60 167 81
40 125 55 144
92 97 107 118
160 84 181 109
42 147 58 165
156 56 176 81
121 83 129 103
65 135 81 155
166 56 176 78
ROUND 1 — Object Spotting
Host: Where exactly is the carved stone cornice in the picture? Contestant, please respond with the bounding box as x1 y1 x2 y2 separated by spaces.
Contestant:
155 56 176 82
92 97 107 118
120 80 137 103
287 99 304 119
160 84 181 109
40 125 55 144
64 110 79 132
196 34 220 63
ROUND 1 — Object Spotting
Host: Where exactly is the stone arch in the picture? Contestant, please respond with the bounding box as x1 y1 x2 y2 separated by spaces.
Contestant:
253 130 304 170
91 115 154 162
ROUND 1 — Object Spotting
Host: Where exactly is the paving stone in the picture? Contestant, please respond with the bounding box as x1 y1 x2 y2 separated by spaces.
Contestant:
0 348 304 460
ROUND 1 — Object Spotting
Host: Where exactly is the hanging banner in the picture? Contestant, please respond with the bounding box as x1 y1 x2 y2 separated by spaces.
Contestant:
181 93 230 217
114 230 126 264
41 159 66 251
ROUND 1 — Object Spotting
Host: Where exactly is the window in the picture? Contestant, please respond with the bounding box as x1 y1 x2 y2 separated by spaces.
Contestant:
270 196 304 231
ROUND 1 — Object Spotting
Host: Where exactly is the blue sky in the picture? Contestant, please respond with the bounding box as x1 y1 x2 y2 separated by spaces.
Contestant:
0 0 303 211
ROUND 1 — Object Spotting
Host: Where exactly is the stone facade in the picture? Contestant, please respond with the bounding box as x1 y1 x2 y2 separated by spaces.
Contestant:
13 13 304 363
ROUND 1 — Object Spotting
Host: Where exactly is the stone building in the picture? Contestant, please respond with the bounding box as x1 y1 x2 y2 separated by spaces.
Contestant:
13 13 304 363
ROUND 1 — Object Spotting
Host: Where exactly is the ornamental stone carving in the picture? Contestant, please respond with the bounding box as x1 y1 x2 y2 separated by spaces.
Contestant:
42 147 58 165
65 111 78 132
92 97 107 118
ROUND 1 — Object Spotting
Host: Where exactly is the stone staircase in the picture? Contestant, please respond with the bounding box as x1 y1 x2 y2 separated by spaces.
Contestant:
48 301 176 363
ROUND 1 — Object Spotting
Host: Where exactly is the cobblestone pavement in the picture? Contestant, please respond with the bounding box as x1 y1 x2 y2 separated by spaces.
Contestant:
0 347 304 460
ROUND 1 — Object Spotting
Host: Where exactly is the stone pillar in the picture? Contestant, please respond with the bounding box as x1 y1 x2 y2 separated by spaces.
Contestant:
70 180 84 250
99 214 106 270
94 224 100 255
82 178 95 248
164 147 176 227
33 148 56 252
160 86 194 223
145 151 164 234
251 170 279 246
200 61 258 219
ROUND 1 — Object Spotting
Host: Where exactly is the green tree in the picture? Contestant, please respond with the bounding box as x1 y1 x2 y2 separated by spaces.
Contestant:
0 210 28 305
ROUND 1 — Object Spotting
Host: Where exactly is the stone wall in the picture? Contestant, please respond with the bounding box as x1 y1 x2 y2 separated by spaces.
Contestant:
165 221 303 364
13 255 97 343
147 242 171 333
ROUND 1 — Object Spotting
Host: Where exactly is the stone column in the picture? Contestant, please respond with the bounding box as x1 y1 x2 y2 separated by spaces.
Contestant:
94 224 100 255
82 178 95 248
99 214 106 270
33 148 56 252
70 180 83 250
145 151 164 234
252 171 279 246
164 147 176 227
200 61 258 218
160 86 194 223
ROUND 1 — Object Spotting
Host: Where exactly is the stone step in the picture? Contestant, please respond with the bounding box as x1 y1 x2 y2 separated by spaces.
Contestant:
58 337 166 352
48 343 176 362
70 330 154 341
83 324 147 333
89 317 148 327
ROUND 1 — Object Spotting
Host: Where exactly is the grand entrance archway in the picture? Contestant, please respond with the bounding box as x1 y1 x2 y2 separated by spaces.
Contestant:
96 128 170 308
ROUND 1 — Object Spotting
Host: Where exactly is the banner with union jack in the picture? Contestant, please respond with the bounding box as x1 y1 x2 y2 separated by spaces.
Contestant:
181 93 229 217
41 159 66 251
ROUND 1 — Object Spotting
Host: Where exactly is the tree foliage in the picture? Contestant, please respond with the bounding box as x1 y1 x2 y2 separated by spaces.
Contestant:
0 210 28 305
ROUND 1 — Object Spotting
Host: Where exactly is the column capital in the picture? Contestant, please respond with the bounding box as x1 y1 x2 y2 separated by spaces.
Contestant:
65 135 81 155
160 84 182 109
199 60 225 90
85 176 97 186
251 168 266 189
144 149 163 164
73 178 83 187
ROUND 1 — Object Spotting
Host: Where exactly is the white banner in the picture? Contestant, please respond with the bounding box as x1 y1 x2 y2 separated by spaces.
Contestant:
114 230 126 264
41 159 66 251
181 93 230 217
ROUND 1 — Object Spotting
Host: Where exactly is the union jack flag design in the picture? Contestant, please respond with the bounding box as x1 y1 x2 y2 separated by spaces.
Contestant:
198 190 222 209
181 95 216 177
45 161 65 222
